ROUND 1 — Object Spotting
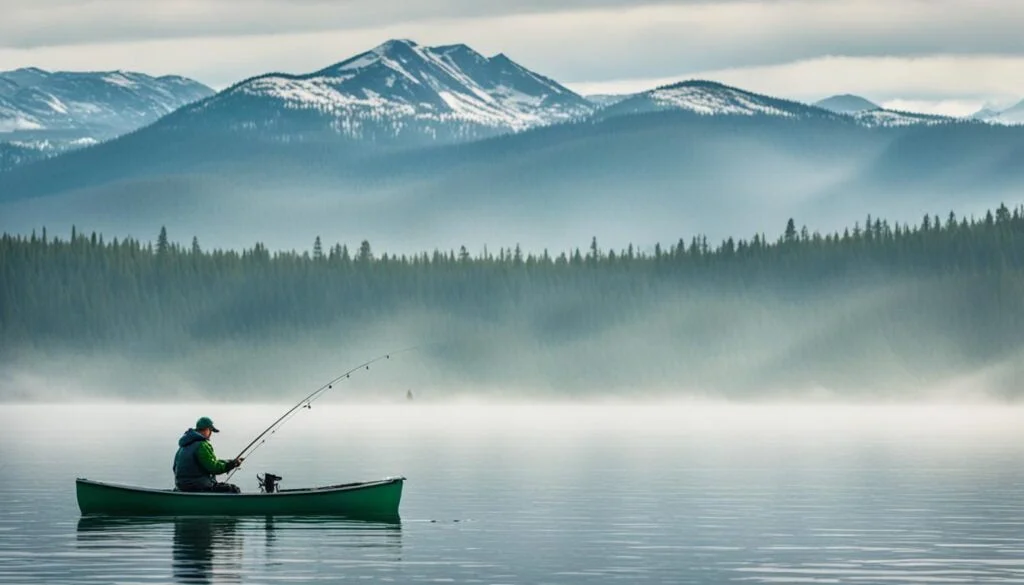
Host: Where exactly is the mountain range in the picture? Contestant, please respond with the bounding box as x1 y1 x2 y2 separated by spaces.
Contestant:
0 39 1022 253
0 67 212 171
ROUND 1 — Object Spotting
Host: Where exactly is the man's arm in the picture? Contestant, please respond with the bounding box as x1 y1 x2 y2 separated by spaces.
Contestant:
196 441 235 475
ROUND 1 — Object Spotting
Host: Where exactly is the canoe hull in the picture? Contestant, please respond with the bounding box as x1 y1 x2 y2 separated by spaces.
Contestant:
76 477 404 519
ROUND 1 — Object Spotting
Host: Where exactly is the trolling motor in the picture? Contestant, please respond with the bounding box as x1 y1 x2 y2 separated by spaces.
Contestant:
258 473 283 494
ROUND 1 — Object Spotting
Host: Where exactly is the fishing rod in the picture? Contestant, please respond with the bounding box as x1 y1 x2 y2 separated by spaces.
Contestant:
225 346 418 481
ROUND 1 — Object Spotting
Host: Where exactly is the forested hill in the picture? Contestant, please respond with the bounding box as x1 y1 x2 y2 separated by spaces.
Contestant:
2 204 1023 398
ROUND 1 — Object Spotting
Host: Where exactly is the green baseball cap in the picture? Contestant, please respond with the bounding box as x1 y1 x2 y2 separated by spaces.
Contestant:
195 416 220 433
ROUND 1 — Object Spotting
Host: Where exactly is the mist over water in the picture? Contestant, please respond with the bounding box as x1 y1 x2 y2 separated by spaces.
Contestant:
2 290 1022 403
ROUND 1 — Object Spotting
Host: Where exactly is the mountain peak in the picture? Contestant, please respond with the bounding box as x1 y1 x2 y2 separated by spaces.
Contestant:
614 81 941 127
660 79 730 90
372 39 420 54
973 98 1024 125
318 38 429 77
202 39 593 140
624 79 823 119
438 44 490 67
8 66 50 76
815 94 880 113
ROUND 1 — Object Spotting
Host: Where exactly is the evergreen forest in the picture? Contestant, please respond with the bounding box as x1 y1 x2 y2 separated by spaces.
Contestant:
2 204 1022 398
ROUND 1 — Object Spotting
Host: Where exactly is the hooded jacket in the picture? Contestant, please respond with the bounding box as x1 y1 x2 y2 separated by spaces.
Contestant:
173 429 235 491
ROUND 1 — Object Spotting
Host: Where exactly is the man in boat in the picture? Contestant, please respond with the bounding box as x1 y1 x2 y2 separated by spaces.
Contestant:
173 416 244 493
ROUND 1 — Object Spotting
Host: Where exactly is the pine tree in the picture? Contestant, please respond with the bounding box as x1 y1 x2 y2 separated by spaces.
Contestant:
996 203 1011 224
784 219 797 243
157 226 169 255
313 236 324 261
358 240 372 263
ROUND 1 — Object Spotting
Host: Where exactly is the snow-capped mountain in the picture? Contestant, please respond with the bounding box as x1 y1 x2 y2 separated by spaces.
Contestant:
0 68 212 138
813 94 952 127
972 107 1002 120
594 80 839 121
814 94 880 113
972 99 1024 125
814 94 953 127
0 67 212 170
589 81 955 128
170 39 593 143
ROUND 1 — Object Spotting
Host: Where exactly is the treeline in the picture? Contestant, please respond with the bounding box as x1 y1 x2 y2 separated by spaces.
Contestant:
2 204 1023 364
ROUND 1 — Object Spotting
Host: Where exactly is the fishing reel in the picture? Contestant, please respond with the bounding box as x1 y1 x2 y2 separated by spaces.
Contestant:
258 473 283 494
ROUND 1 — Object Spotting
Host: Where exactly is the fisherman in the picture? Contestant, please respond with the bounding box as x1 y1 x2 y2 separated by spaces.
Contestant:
173 416 244 493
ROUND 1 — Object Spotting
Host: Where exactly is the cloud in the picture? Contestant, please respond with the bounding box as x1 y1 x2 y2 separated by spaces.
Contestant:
879 99 992 118
4 1 1024 72
3 0 726 49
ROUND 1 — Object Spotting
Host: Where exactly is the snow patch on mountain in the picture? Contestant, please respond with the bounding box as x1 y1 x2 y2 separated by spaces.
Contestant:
853 109 953 128
10 136 99 149
102 73 140 89
650 84 794 117
0 115 42 132
240 77 355 110
43 94 69 114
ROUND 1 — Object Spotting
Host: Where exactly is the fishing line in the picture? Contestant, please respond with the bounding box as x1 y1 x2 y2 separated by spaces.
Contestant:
224 346 418 481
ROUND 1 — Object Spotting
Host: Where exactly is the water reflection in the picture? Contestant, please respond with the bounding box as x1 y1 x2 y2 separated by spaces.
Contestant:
172 518 242 584
75 516 403 583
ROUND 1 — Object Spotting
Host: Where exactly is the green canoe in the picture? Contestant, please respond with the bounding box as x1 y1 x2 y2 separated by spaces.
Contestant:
76 477 404 520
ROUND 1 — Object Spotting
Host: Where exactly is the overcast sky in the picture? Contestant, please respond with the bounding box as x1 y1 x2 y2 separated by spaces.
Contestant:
2 0 1023 115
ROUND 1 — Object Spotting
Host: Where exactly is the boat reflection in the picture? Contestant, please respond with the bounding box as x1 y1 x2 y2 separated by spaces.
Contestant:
76 516 403 583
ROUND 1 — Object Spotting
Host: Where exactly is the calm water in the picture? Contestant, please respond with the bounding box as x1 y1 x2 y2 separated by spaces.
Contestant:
1 402 1023 584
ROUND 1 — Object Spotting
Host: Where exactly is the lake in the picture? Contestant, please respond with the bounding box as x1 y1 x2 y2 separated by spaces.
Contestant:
1 402 1022 584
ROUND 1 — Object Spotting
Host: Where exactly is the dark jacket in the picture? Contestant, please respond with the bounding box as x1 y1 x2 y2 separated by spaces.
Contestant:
173 429 236 491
